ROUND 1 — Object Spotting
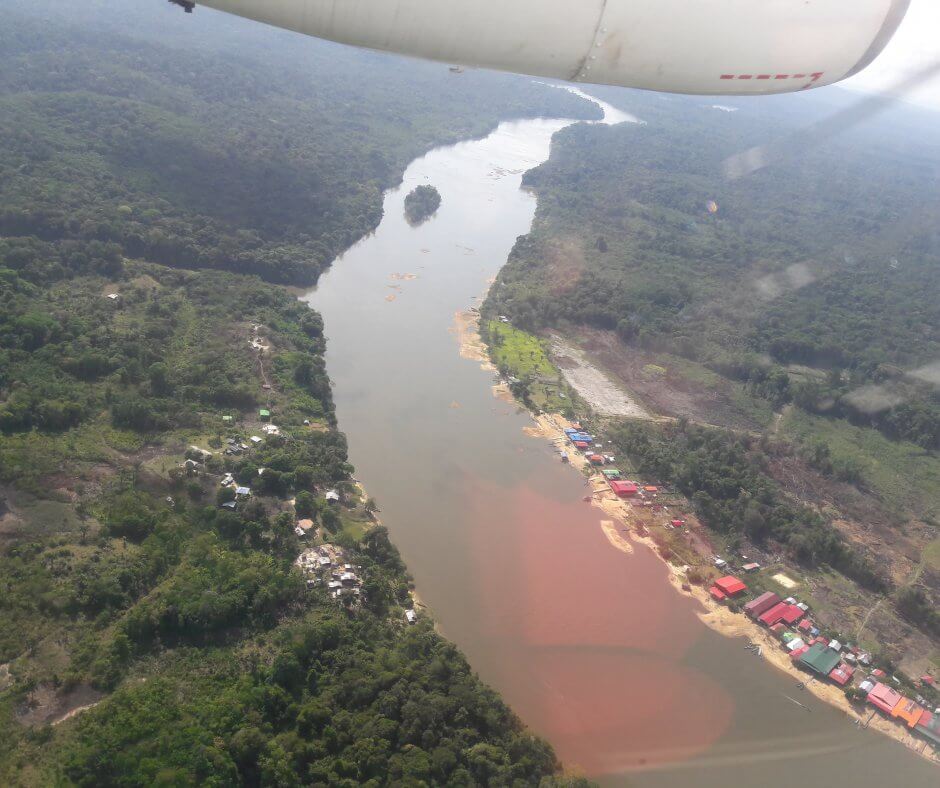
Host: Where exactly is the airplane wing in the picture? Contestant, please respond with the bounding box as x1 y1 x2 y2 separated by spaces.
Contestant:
185 0 910 95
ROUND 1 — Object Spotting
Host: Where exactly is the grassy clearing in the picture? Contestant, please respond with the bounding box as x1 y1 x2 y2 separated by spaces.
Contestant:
340 510 373 543
781 408 940 519
485 321 573 414
487 321 558 377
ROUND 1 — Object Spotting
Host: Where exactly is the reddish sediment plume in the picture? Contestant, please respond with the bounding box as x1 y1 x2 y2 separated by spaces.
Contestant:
459 475 734 775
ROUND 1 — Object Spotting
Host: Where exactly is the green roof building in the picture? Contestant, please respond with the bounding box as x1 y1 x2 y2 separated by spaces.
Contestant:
799 643 841 676
602 469 623 480
259 409 271 420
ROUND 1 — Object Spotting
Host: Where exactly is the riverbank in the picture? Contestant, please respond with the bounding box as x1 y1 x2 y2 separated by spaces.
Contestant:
456 306 940 767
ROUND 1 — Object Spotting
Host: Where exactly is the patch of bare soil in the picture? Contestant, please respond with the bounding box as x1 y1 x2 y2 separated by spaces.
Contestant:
548 334 650 418
16 683 104 727
570 327 766 431
767 451 928 583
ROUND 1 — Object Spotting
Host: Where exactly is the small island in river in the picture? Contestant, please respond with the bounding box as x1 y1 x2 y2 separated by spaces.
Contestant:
404 184 442 224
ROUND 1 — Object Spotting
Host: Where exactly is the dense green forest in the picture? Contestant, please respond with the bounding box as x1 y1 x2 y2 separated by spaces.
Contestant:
486 89 940 448
0 1 598 783
0 0 596 285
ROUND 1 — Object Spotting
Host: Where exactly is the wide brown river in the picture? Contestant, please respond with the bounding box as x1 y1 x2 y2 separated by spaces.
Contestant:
303 93 937 786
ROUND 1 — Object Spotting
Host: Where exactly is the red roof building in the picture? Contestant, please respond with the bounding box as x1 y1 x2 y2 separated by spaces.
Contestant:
609 480 638 498
867 682 903 715
671 519 685 527
829 663 855 686
779 605 805 626
574 441 589 449
798 618 814 633
744 591 780 618
769 623 786 635
714 575 747 596
758 601 790 626
589 454 605 465
709 586 727 602
790 645 810 663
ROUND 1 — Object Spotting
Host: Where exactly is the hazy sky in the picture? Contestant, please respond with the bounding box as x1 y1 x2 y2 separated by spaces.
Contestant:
842 0 940 107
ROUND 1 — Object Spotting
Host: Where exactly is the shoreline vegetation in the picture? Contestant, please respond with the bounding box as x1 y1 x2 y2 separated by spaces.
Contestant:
456 304 940 766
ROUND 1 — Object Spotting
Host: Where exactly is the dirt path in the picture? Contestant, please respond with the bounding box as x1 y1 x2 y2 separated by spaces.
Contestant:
855 598 885 642
250 324 274 406
771 404 792 436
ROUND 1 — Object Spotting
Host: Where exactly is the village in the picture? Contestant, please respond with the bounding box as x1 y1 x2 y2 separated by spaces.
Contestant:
556 422 940 755
179 406 419 625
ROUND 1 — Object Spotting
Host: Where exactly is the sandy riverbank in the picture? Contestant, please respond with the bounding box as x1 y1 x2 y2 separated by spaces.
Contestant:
453 308 496 369
454 306 939 766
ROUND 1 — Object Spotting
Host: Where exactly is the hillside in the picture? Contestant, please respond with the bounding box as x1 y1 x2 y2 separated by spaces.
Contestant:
0 0 599 783
485 87 940 674
0 261 582 785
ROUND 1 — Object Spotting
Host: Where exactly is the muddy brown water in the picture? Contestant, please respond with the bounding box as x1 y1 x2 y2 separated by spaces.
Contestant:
302 95 937 785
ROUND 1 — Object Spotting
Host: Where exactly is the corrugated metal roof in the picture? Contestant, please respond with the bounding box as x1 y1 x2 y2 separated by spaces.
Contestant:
758 601 790 626
610 481 638 496
799 643 842 676
744 591 780 617
715 575 747 595
892 698 923 728
915 711 940 745
829 663 855 686
867 682 903 714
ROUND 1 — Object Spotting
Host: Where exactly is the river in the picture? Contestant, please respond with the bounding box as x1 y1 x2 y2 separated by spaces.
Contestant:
302 93 937 785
